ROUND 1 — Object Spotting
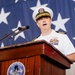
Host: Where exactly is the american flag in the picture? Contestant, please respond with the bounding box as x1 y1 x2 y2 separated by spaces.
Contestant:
0 0 75 49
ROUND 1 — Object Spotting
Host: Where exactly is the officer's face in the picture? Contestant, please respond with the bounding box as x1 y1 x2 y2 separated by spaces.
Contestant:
36 16 52 30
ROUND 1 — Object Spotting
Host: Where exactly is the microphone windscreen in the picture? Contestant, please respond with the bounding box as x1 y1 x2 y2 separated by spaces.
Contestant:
26 26 30 29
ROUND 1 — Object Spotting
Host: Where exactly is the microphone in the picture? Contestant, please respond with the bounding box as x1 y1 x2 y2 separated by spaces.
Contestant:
18 25 29 31
9 25 30 39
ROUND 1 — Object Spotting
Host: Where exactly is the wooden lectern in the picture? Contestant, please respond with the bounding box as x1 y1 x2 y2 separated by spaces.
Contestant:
0 40 72 75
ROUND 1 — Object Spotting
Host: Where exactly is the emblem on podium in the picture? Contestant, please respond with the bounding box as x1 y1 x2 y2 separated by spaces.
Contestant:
7 62 25 75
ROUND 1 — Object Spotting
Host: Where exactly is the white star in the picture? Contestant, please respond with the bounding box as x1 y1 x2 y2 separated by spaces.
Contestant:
73 37 75 40
52 13 70 31
0 8 10 24
15 0 19 3
24 0 27 1
30 0 48 11
15 0 27 3
1 42 4 48
72 0 75 1
12 21 25 41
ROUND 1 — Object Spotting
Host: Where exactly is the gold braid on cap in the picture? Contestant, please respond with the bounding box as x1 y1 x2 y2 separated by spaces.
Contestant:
35 12 51 20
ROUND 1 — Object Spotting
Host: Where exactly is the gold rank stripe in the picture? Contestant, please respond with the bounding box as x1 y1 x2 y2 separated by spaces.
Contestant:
35 13 50 20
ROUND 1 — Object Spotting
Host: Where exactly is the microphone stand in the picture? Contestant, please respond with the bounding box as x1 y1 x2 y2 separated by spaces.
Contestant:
0 26 30 41
0 28 19 41
8 26 30 39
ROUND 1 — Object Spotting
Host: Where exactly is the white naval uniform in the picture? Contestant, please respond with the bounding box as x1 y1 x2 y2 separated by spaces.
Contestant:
35 30 75 56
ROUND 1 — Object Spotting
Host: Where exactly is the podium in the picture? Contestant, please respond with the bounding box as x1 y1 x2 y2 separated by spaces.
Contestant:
0 40 72 75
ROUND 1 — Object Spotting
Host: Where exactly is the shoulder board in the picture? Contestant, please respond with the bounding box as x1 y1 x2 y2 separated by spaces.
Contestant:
56 31 66 34
32 38 37 41
32 35 40 41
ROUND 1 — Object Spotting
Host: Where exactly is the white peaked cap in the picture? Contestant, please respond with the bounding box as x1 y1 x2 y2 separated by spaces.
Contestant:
32 6 53 21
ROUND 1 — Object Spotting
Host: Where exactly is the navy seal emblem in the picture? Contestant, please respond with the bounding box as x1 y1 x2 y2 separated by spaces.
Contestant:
7 62 25 75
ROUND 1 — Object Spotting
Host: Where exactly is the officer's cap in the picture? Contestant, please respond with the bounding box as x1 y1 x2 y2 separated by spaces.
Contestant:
32 6 53 21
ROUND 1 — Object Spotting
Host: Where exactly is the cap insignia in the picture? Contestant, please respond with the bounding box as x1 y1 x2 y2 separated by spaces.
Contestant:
38 8 45 13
